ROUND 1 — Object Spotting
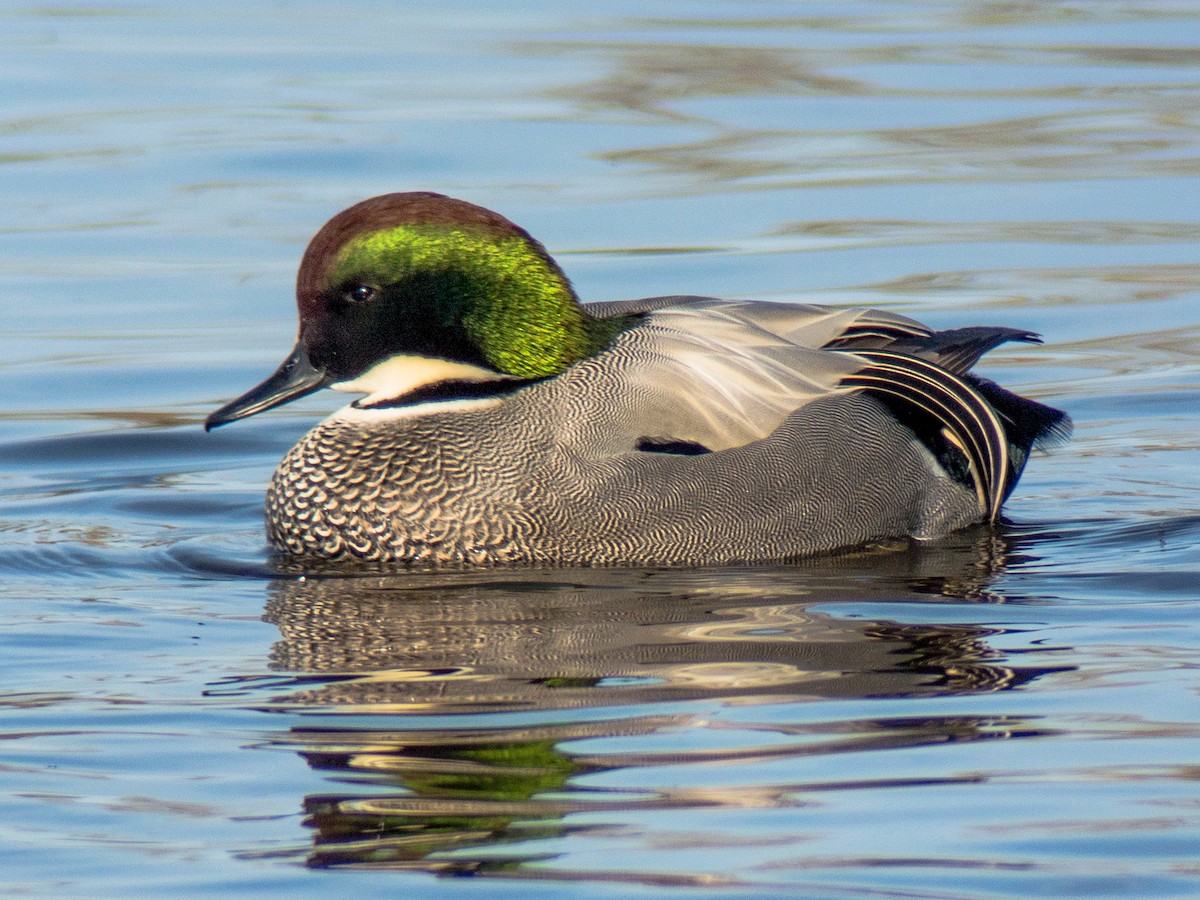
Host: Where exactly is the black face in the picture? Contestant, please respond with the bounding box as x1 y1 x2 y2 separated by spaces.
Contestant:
205 268 507 431
302 271 493 382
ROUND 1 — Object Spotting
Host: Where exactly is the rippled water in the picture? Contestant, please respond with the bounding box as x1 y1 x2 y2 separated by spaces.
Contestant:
3 2 1200 897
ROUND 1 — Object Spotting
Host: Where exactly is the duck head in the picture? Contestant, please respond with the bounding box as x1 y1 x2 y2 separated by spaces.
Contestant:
206 192 620 429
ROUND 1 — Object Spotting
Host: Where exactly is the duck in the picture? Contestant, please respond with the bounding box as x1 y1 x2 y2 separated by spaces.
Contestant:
205 192 1069 566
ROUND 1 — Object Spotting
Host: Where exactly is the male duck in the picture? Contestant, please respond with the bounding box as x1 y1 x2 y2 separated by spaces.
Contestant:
206 192 1069 565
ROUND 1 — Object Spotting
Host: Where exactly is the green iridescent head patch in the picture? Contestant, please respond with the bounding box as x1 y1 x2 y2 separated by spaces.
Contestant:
323 222 614 377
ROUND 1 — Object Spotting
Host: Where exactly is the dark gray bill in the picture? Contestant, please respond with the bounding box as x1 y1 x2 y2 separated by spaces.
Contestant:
204 339 328 431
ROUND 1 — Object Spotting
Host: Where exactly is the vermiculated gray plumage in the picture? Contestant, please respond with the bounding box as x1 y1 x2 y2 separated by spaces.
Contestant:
265 297 1068 565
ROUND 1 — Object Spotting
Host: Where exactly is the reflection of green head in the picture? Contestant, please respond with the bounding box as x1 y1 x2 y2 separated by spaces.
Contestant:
302 738 580 868
401 740 579 801
295 192 633 381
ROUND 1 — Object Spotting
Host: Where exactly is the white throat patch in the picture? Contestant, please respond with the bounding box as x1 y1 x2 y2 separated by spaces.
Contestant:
330 354 507 407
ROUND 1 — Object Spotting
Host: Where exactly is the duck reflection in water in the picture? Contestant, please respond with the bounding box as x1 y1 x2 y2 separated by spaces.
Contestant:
236 529 1070 876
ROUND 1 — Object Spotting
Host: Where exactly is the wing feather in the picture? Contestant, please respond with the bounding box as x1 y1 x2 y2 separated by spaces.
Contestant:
581 300 864 451
580 298 1042 521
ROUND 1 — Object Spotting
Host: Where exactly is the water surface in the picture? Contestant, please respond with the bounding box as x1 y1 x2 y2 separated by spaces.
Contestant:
2 2 1199 897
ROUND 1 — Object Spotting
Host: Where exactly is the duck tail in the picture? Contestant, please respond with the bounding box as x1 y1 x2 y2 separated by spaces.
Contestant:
967 375 1073 493
840 350 1071 520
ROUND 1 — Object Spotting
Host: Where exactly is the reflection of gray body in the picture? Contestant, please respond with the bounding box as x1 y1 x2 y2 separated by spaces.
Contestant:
261 530 1047 712
267 298 1045 564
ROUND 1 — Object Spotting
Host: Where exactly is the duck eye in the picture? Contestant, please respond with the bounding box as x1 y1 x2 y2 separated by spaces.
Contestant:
344 284 377 304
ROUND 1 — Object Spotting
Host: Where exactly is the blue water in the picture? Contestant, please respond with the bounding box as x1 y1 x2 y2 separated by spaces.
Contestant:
2 2 1200 897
